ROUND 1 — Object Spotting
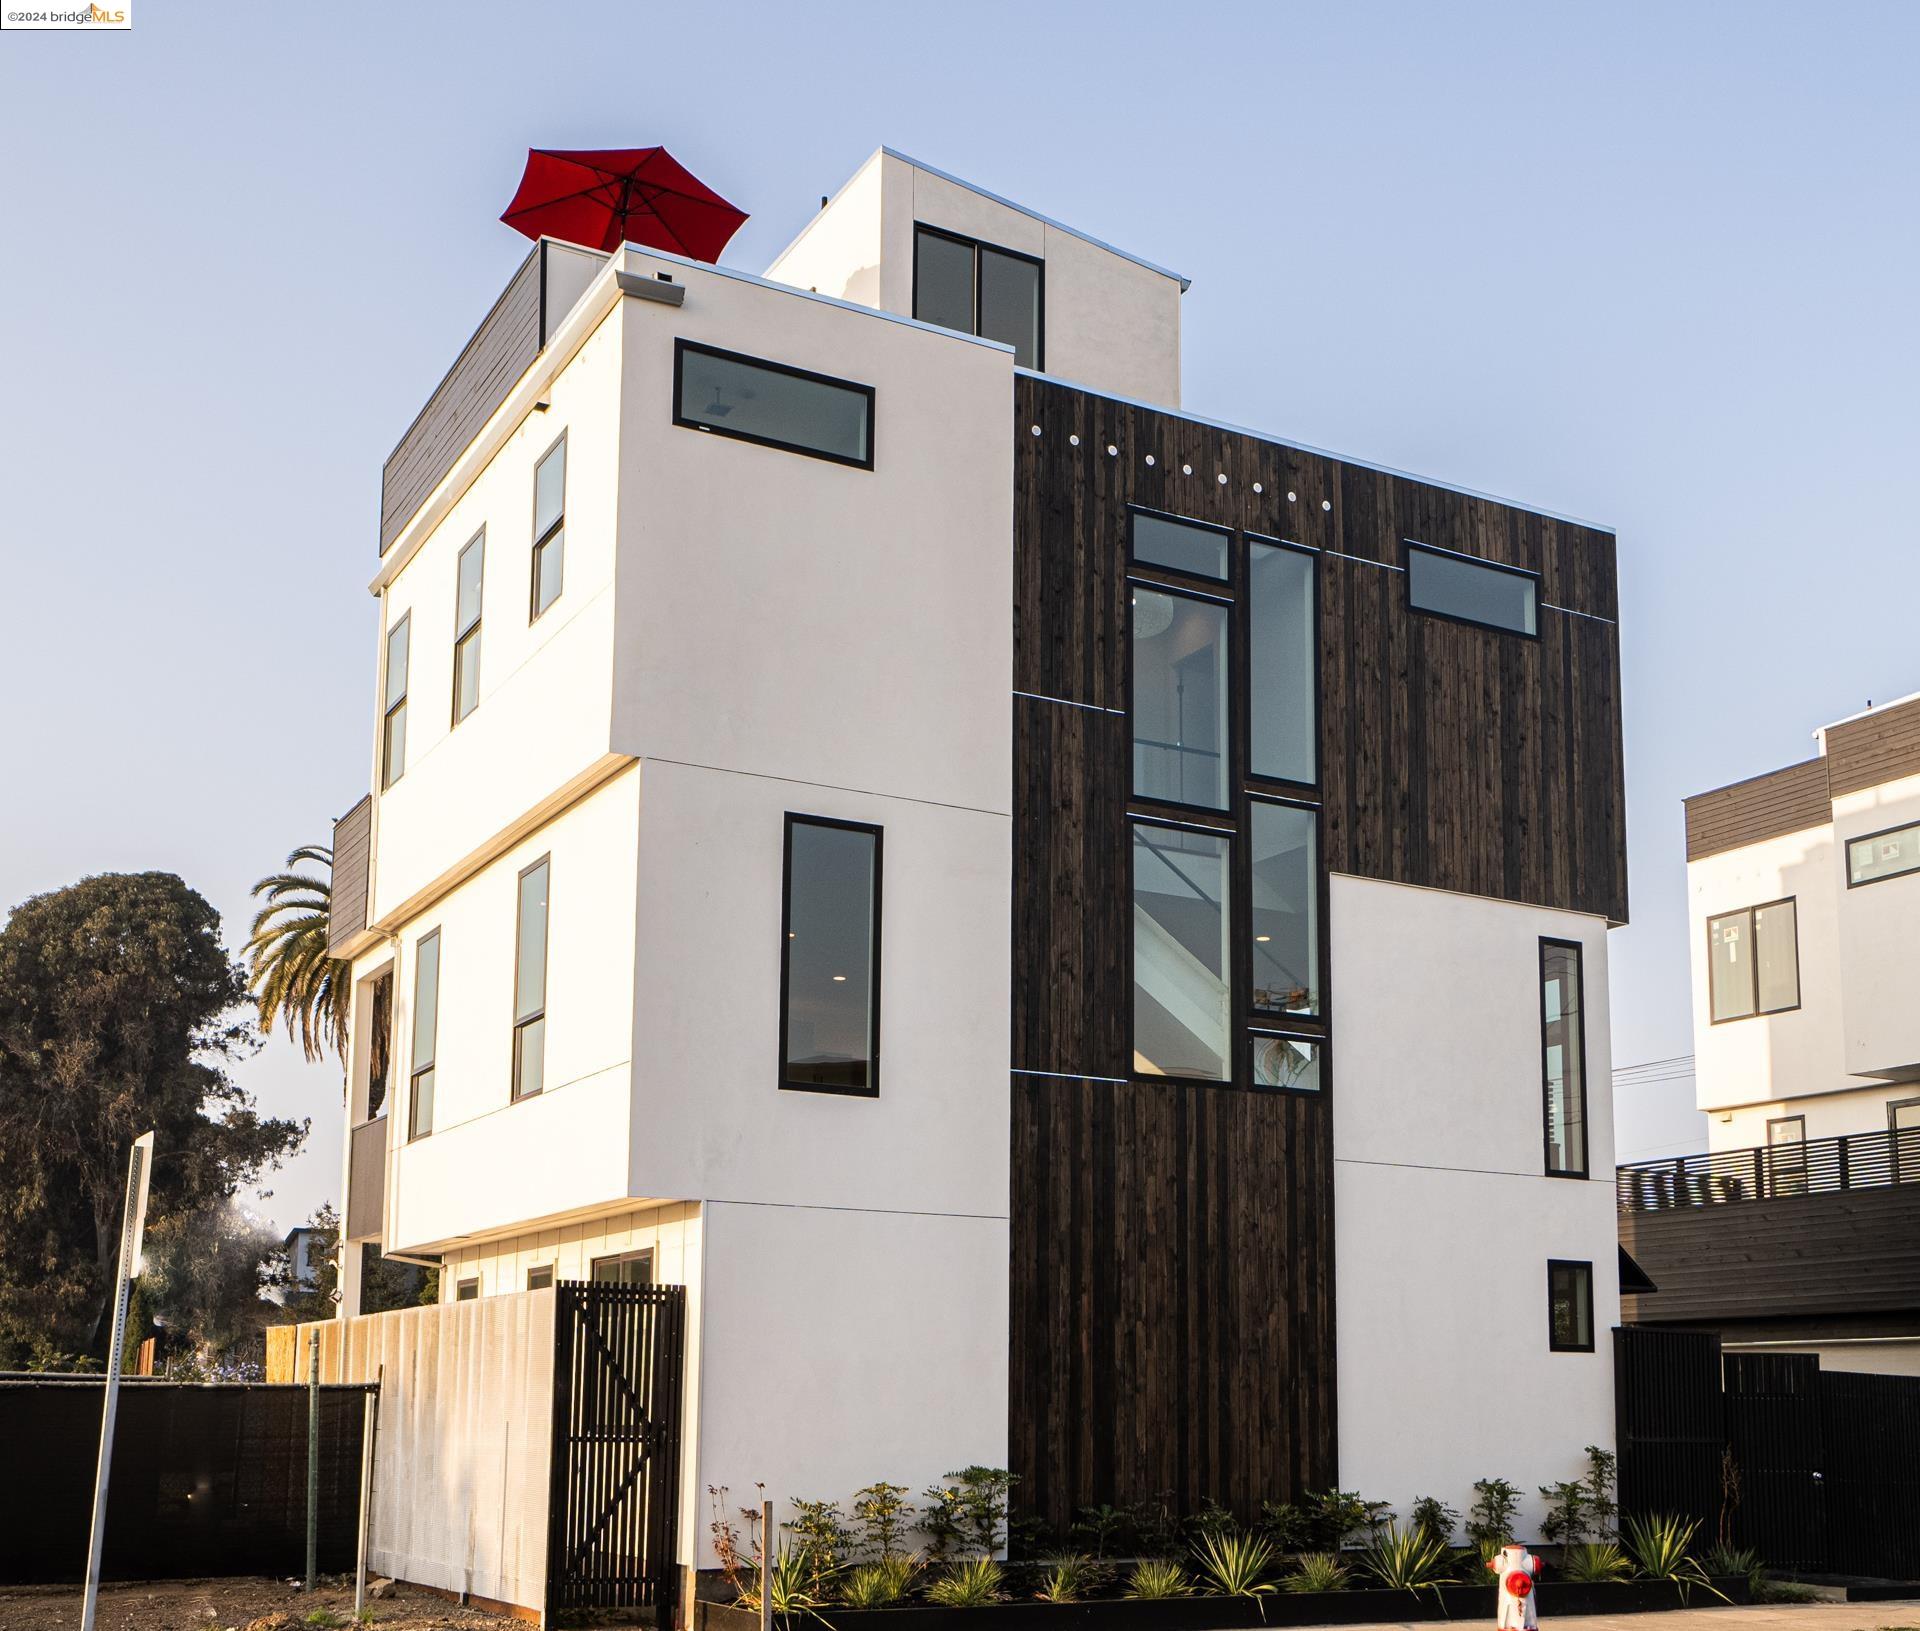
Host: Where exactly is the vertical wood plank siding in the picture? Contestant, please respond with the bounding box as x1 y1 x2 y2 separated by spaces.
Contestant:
378 245 545 555
1009 375 1625 1527
328 794 373 955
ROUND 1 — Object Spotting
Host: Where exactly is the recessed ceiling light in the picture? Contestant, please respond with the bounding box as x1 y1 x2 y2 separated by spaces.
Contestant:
1255 934 1272 943
832 974 848 982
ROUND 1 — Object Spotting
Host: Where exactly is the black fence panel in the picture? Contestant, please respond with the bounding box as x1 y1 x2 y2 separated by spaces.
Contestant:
547 1282 687 1627
1822 1370 1920 1580
1614 1327 1724 1531
0 1379 368 1584
1724 1353 1827 1572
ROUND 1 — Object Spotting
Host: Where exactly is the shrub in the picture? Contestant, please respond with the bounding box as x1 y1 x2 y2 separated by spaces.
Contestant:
1622 1512 1726 1602
1305 1489 1393 1549
1192 1529 1277 1597
1123 1558 1192 1600
852 1482 915 1560
921 1468 1018 1561
1466 1477 1522 1553
1409 1495 1459 1547
1703 1542 1765 1594
786 1497 854 1594
1034 1554 1104 1603
926 1558 1005 1608
1125 1492 1183 1559
842 1556 920 1609
1541 1446 1619 1545
1283 1552 1350 1593
1362 1524 1453 1591
1563 1541 1633 1582
1183 1496 1239 1545
1069 1503 1130 1557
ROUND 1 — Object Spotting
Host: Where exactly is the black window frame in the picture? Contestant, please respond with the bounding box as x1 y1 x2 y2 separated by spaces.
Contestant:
911 221 1045 370
1402 539 1541 640
1707 897 1801 1024
673 340 876 471
1128 504 1233 587
591 1248 655 1286
451 526 485 726
407 928 440 1143
1130 814 1237 1088
511 855 551 1103
530 430 567 622
381 611 411 790
1125 523 1330 1097
1547 1259 1595 1353
1846 819 1920 889
778 813 884 1098
455 1277 479 1302
1246 1028 1323 1096
525 1264 554 1291
1245 533 1322 792
1540 936 1590 1180
1248 794 1322 1023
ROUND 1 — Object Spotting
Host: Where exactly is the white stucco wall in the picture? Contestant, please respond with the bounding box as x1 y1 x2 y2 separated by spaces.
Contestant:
1330 875 1619 1539
383 768 640 1254
1707 1080 1920 1153
1688 822 1847 1115
693 1198 1009 1568
767 149 1184 406
370 307 624 923
1832 769 1920 1082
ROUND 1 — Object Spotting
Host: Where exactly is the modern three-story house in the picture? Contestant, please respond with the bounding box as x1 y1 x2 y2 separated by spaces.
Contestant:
326 147 1630 1545
1619 694 1920 1375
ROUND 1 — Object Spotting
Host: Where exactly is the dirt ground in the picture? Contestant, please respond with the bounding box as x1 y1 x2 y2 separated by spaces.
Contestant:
0 1576 528 1631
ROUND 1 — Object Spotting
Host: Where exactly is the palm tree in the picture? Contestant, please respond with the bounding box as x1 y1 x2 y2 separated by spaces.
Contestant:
247 844 350 1065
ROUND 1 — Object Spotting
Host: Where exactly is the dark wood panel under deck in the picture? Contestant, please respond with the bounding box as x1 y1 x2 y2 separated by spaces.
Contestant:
1009 1075 1336 1528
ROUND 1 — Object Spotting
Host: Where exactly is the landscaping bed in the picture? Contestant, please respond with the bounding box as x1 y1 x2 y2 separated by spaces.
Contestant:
696 1576 1750 1631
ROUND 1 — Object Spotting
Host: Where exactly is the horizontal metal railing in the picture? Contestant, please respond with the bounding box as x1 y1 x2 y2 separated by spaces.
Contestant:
1617 1126 1920 1211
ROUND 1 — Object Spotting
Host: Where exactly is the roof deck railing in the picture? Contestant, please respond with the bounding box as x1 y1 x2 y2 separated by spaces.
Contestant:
1617 1126 1920 1212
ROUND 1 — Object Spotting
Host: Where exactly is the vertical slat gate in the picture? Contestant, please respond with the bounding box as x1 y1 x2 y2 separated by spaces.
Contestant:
1822 1369 1920 1580
546 1283 686 1626
1724 1352 1827 1571
1613 1326 1724 1531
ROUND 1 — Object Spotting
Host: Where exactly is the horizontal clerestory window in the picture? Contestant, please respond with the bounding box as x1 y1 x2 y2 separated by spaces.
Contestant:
675 341 874 469
1405 541 1539 637
1848 820 1920 888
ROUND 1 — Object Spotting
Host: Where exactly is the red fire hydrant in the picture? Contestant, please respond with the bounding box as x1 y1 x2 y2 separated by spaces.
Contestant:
1486 1543 1542 1629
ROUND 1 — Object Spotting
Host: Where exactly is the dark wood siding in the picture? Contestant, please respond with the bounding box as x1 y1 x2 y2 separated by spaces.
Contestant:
1826 695 1920 799
344 1115 386 1242
378 241 609 555
329 795 372 955
1010 1075 1335 1525
1010 375 1623 1525
1620 1185 1920 1324
1683 759 1831 861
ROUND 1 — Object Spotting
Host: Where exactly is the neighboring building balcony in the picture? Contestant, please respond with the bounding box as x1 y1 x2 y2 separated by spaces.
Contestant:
1618 1130 1920 1327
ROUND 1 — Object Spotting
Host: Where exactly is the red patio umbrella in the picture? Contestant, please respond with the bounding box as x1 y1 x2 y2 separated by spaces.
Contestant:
500 147 748 261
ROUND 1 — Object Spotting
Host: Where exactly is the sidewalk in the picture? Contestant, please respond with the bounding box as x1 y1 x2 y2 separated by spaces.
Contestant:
1327 1603 1920 1631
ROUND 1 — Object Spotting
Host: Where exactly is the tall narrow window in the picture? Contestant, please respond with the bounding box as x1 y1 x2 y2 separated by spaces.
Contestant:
780 817 882 1095
1708 899 1799 1022
512 858 550 1101
1132 588 1230 811
531 435 566 619
452 529 485 723
1249 540 1317 784
1132 822 1231 1083
1406 542 1539 636
1891 1098 1920 1184
408 929 440 1141
365 971 392 1119
1541 939 1589 1177
912 225 1042 369
1251 802 1319 1018
1547 1260 1594 1352
381 614 410 789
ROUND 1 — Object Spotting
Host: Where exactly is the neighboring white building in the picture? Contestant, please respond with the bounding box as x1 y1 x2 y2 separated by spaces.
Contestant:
1619 694 1920 1375
327 146 1629 1557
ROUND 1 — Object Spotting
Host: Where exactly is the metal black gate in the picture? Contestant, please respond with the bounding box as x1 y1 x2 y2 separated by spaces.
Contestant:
1614 1326 1724 1532
546 1282 687 1626
1724 1352 1827 1571
1822 1369 1920 1579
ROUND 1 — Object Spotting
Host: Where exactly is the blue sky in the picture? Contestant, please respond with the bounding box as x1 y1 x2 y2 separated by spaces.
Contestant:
2 2 1915 1227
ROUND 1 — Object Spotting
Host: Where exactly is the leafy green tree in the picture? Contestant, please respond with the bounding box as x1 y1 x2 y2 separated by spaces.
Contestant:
246 844 350 1065
142 1202 284 1373
0 872 306 1364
